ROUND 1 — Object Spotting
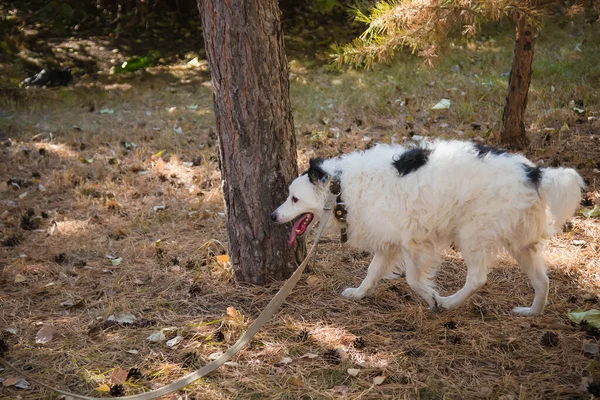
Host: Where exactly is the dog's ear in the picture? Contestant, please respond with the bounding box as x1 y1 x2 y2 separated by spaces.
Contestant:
307 157 327 184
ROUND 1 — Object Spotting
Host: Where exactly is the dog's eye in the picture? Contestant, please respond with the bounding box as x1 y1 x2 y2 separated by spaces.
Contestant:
291 196 298 203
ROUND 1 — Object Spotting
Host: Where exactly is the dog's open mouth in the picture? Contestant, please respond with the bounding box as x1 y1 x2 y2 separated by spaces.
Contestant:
289 213 314 247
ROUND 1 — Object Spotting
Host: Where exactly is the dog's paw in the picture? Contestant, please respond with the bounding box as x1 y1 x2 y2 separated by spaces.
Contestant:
433 295 458 311
511 307 541 317
341 287 366 299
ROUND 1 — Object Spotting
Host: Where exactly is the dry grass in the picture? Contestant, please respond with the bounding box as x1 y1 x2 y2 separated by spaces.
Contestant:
1 16 600 400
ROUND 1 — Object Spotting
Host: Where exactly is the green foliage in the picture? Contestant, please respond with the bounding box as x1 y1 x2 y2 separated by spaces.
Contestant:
312 0 342 14
568 309 600 328
332 0 536 68
114 52 160 73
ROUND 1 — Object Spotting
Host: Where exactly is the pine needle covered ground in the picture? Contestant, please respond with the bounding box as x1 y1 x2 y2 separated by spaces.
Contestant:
1 11 600 400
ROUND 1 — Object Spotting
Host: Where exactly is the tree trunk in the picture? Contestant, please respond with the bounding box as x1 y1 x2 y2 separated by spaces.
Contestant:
500 13 535 150
198 0 304 284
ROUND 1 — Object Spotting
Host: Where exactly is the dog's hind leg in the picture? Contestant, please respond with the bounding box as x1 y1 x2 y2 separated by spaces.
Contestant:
436 248 491 311
509 245 548 316
341 249 399 299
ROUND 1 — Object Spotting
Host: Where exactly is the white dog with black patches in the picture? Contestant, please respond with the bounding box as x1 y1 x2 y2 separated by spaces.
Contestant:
271 140 584 316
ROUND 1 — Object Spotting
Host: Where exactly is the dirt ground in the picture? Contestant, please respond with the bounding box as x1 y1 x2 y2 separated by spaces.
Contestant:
2 9 600 400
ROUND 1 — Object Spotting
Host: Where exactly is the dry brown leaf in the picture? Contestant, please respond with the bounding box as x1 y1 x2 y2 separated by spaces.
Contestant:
373 375 386 385
306 275 320 286
14 274 26 283
2 376 20 387
106 200 122 209
226 306 237 318
110 367 128 385
287 376 303 387
35 324 54 344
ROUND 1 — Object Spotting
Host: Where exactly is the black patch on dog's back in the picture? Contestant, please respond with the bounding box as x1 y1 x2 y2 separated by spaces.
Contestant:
393 148 431 176
522 164 542 187
304 157 327 184
474 143 507 158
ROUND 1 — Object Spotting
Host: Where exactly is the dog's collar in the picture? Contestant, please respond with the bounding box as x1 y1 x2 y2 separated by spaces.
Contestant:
328 172 348 243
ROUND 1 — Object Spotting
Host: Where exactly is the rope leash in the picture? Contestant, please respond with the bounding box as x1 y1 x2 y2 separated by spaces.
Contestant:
0 181 339 400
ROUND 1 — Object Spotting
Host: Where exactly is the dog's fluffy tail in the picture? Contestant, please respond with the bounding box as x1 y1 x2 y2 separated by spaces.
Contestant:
539 167 585 236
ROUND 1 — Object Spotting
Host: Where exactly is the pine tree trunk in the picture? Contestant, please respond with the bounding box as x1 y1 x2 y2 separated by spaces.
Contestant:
198 0 304 284
500 13 535 150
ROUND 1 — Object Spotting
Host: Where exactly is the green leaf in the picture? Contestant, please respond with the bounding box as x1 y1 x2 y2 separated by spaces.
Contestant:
581 205 600 218
567 309 600 328
110 257 123 266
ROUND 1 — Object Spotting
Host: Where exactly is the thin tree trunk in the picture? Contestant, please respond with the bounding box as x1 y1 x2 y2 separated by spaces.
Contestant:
198 0 304 284
500 13 535 150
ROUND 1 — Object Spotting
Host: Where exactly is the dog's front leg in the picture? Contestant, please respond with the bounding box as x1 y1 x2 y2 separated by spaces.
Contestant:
341 251 393 299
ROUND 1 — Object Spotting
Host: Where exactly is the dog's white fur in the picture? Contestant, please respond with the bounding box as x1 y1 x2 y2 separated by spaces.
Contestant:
273 140 584 316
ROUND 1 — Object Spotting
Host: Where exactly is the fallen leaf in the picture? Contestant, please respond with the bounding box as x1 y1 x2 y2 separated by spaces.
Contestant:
373 375 386 385
287 376 303 387
35 324 54 344
226 306 237 318
151 150 166 161
2 376 20 387
279 357 293 365
4 328 18 335
147 332 166 343
208 351 223 360
110 367 128 385
14 274 26 283
431 99 451 110
216 255 230 266
14 378 30 389
96 384 111 392
110 257 123 266
306 275 320 286
300 353 318 359
107 313 136 325
347 368 360 377
18 191 28 199
174 126 183 135
106 200 121 209
126 349 139 355
584 342 599 355
568 309 600 328
581 205 600 218
166 335 184 348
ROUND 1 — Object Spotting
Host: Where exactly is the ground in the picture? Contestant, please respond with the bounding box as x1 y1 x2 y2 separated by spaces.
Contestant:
1 7 600 400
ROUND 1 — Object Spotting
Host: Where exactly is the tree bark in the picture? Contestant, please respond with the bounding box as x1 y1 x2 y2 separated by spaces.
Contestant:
198 0 304 284
500 13 535 150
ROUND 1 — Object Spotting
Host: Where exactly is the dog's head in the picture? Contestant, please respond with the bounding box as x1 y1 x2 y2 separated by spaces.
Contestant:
271 158 330 246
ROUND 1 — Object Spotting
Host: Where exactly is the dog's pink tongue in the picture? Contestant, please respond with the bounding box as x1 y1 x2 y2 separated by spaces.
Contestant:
289 215 306 247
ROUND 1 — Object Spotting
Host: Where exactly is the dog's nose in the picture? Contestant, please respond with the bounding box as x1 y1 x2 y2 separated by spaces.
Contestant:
270 212 278 222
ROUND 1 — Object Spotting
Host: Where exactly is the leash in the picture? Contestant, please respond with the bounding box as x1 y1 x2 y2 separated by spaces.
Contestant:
0 178 341 400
